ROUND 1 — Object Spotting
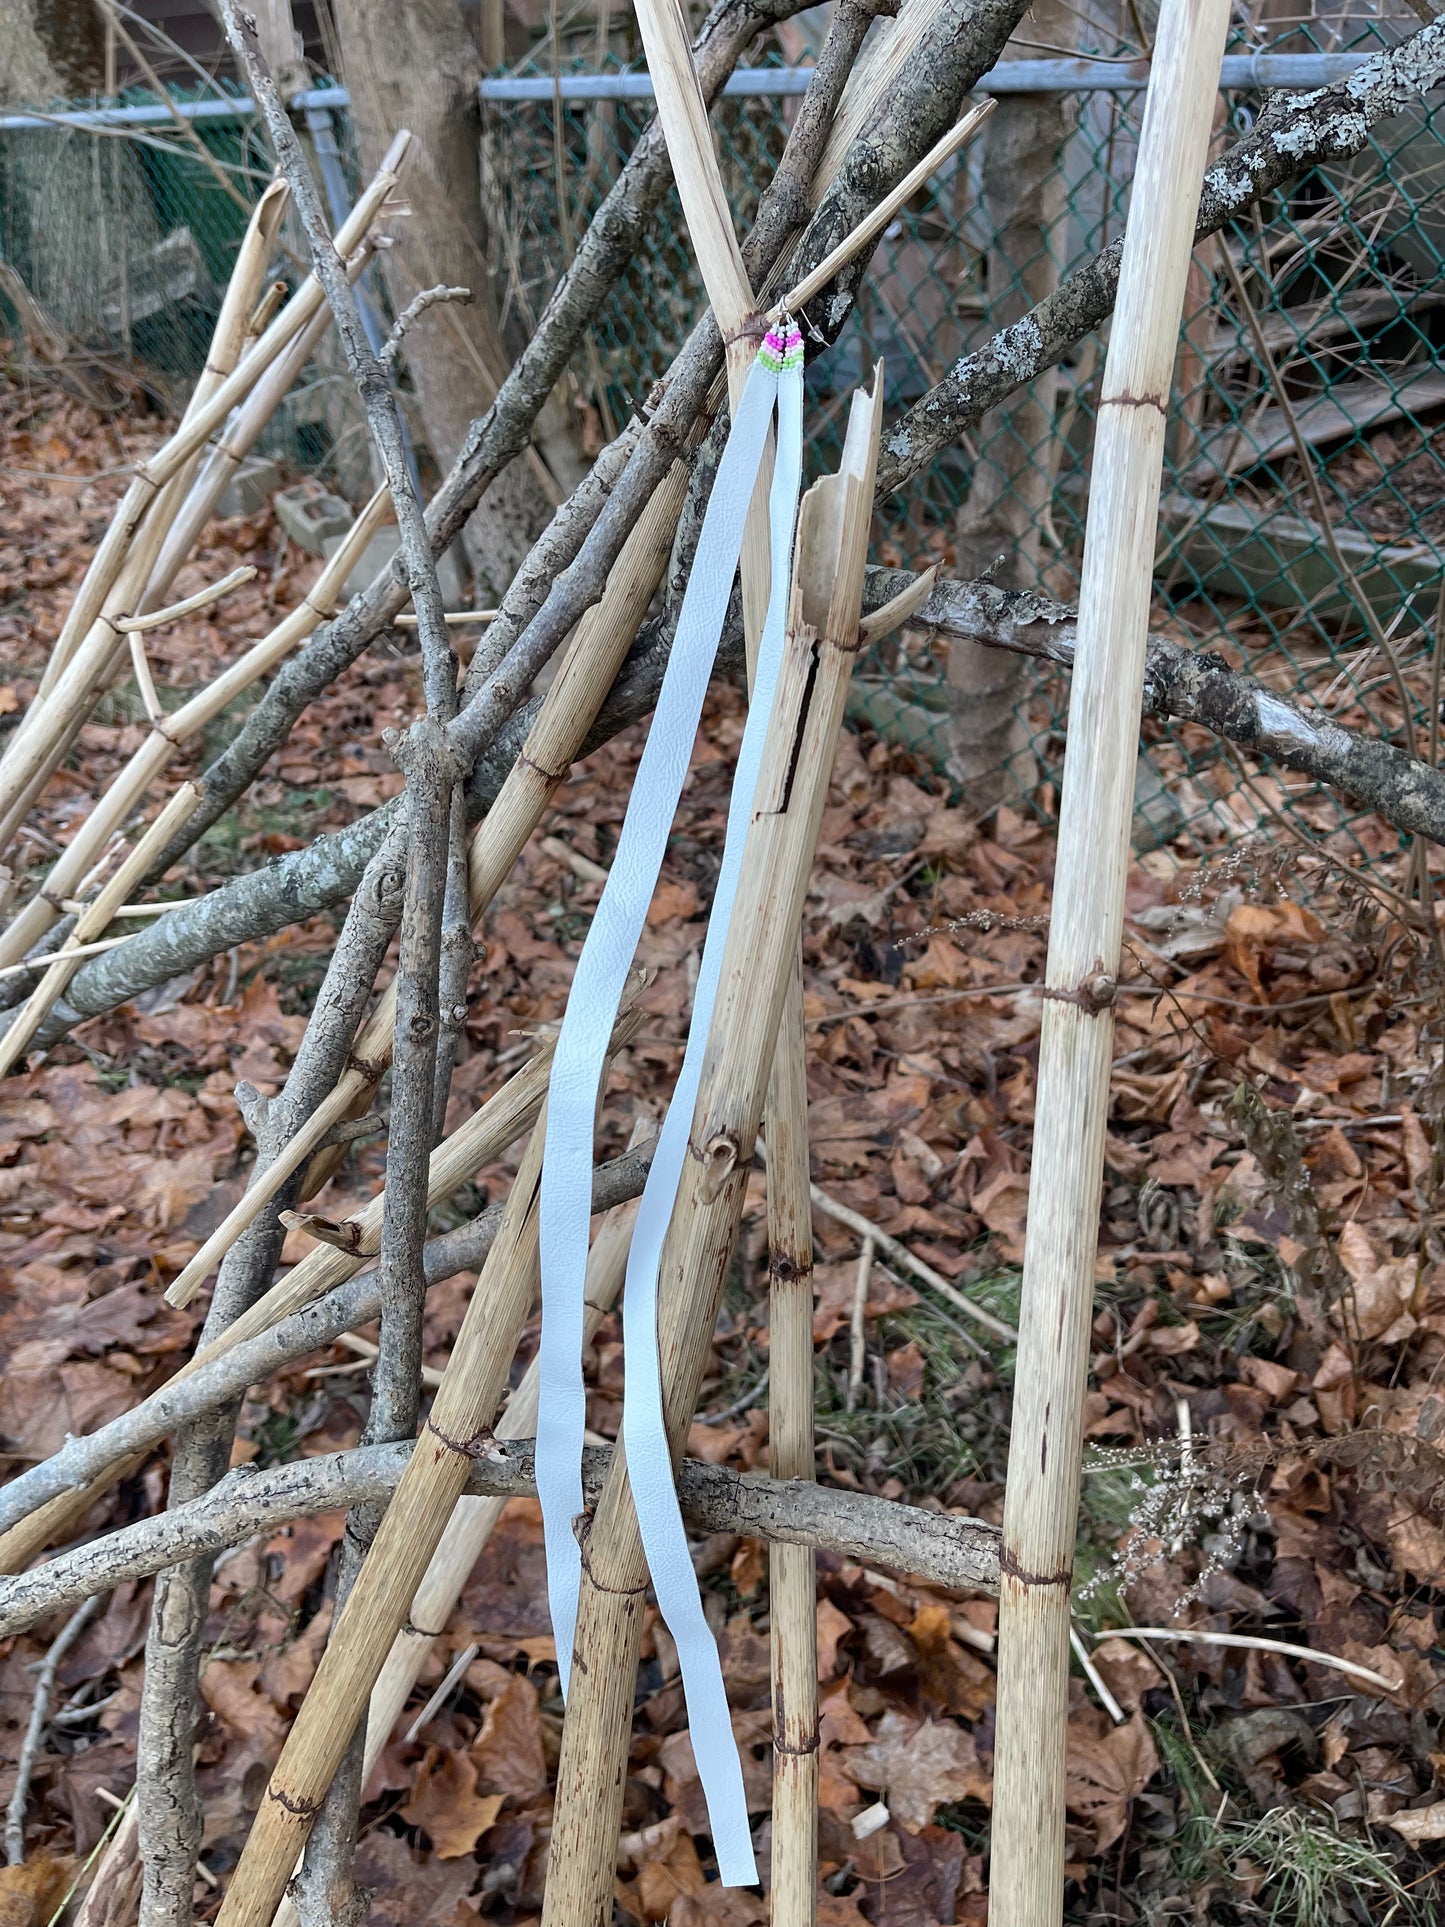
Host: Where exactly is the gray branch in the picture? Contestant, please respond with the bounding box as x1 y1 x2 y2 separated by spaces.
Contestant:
877 19 1445 491
0 1442 1001 1643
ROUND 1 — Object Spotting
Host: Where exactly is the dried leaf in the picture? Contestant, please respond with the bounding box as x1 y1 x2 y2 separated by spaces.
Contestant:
843 1709 991 1830
402 1746 504 1857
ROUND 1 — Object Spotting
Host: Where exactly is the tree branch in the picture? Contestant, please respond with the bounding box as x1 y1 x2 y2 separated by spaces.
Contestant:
877 19 1445 492
0 1144 655 1545
861 567 1445 845
0 1443 1001 1643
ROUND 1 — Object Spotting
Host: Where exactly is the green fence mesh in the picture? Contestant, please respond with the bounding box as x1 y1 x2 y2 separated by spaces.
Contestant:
2 25 1443 874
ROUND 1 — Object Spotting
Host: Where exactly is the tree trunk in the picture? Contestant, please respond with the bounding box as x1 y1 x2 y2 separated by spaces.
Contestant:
945 1 1081 811
330 0 583 599
0 0 103 103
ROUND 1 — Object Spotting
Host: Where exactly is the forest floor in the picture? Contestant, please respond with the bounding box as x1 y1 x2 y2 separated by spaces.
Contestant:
1 386 1444 1927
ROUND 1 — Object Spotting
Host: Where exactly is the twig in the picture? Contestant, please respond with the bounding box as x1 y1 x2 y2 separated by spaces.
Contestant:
1096 1628 1399 1693
1070 1623 1125 1724
114 564 258 633
4 1594 102 1864
989 0 1230 1916
847 1234 876 1413
786 1162 1015 1344
381 285 472 369
0 937 125 981
0 1443 1002 1644
770 97 995 321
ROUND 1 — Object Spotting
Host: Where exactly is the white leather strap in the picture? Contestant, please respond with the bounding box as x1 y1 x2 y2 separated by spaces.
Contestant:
618 336 803 1884
537 323 803 1888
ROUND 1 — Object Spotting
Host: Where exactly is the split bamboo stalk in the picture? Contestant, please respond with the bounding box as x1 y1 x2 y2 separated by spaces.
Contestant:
0 784 203 1078
165 463 691 1306
540 373 883 1927
987 0 1231 1921
212 1107 552 1927
270 1166 646 1927
0 137 408 832
0 1017 577 1575
0 489 392 977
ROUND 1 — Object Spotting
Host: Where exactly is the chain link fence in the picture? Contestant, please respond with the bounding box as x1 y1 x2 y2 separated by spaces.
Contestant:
3 21 1443 873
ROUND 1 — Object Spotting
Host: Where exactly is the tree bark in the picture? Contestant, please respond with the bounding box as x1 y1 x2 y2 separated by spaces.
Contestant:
331 0 578 597
946 1 1084 810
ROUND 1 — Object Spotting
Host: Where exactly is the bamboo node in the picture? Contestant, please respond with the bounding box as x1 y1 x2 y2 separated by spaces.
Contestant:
1041 969 1117 1015
724 312 770 348
422 1416 497 1460
347 1053 388 1078
577 1534 649 1598
1100 388 1167 414
264 1784 322 1820
998 1545 1072 1588
516 749 571 787
772 1732 821 1758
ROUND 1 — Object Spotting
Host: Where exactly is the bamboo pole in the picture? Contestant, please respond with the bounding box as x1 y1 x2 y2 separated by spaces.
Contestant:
0 242 382 853
764 986 818 1925
0 489 392 977
212 1107 552 1927
987 0 1231 1921
540 374 883 1927
30 176 289 700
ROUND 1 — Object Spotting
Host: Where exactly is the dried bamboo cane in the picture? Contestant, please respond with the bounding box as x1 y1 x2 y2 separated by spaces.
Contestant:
540 374 883 1927
0 784 203 1078
30 176 289 700
0 244 381 853
987 1 1231 1921
212 1108 552 1927
144 244 379 601
0 489 391 977
764 984 818 1927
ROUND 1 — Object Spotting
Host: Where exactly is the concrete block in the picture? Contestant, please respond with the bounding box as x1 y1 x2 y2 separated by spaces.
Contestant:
273 481 355 555
219 454 282 520
321 525 467 611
